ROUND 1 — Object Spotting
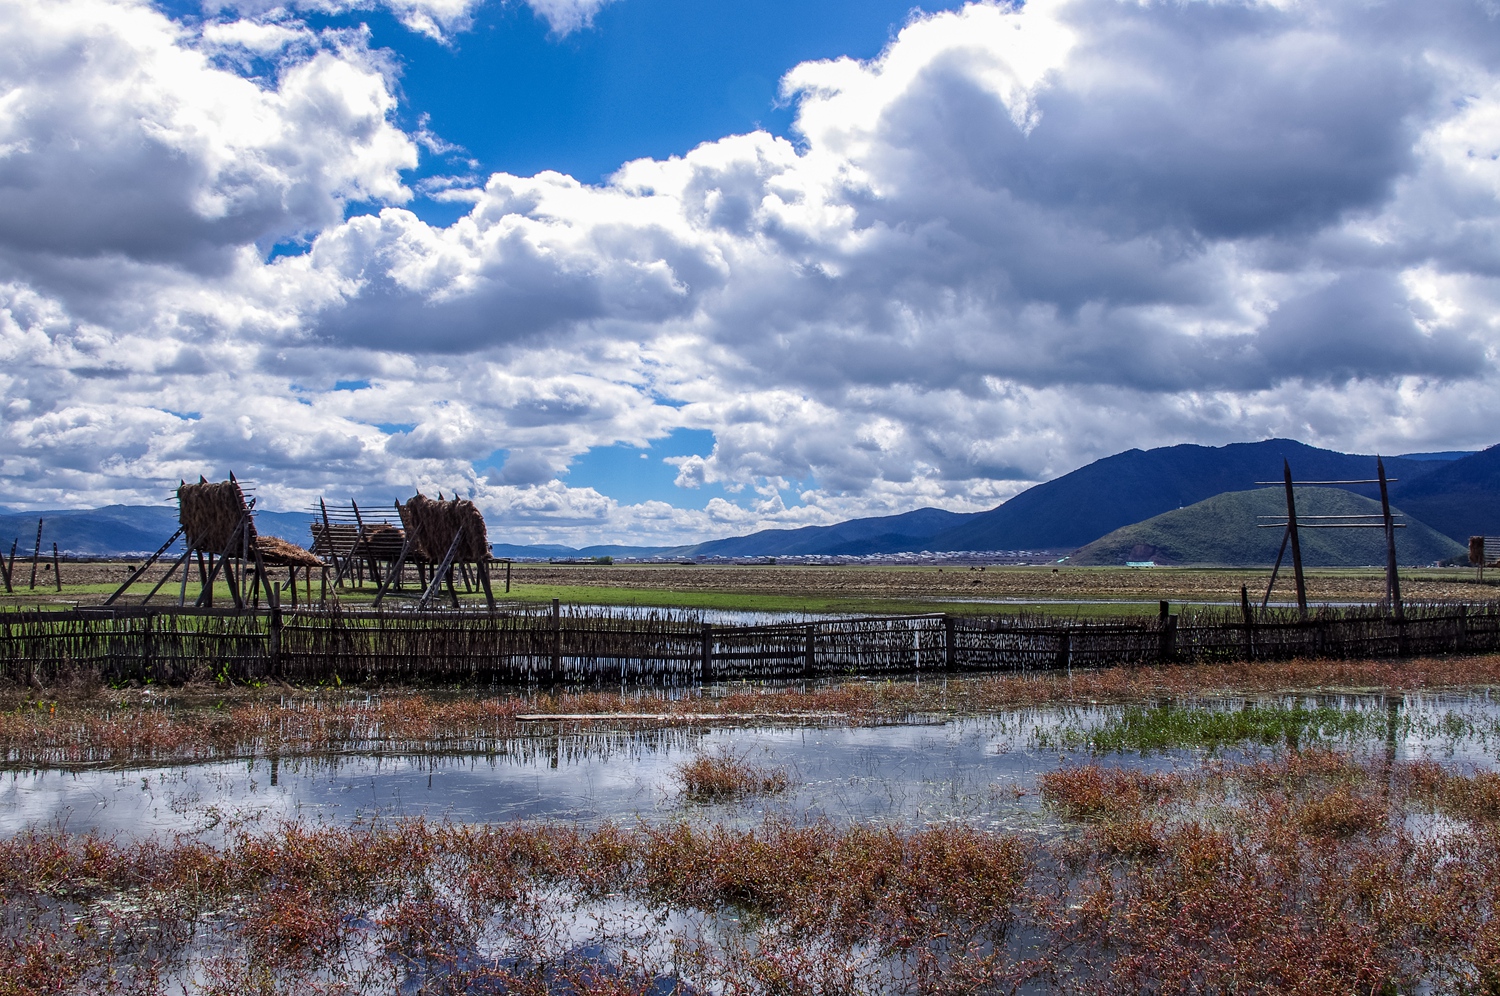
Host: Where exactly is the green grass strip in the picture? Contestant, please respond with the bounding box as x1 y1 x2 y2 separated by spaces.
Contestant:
1038 703 1396 753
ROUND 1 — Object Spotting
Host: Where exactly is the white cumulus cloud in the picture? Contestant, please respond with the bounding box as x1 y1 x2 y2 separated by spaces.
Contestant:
1 0 1499 547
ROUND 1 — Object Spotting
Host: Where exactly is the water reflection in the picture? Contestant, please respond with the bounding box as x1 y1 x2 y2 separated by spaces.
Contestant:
2 690 1496 840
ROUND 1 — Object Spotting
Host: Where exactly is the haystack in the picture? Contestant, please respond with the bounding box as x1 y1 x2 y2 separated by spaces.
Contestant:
362 523 407 560
255 535 323 568
399 493 490 563
177 480 254 553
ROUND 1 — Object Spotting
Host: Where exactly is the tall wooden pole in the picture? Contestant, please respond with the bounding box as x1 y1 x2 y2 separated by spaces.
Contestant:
27 518 42 590
1282 460 1308 615
318 498 341 592
1377 456 1404 621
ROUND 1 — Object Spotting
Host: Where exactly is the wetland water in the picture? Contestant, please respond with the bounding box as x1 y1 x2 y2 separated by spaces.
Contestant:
5 688 1498 839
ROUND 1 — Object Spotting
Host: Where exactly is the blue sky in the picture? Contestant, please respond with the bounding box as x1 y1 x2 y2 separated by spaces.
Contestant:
387 0 967 188
2 0 1498 545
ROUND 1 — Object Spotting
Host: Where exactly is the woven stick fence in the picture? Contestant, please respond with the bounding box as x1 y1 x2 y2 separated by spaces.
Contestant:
1 601 1497 688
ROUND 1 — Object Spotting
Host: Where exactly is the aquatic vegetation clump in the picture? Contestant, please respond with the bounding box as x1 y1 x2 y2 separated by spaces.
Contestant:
678 753 789 801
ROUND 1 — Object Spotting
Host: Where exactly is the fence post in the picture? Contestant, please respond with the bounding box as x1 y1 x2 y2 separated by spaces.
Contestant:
550 598 561 683
141 612 153 684
804 624 815 678
268 606 282 680
701 624 714 681
1055 630 1070 669
153 612 169 685
1158 601 1177 661
1239 585 1254 659
1457 604 1469 653
944 615 957 671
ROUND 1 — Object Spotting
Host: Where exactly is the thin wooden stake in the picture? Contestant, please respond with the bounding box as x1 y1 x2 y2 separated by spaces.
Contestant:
50 543 61 592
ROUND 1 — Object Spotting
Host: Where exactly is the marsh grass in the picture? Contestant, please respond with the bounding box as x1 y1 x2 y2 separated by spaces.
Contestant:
1036 701 1404 753
678 752 790 801
2 653 1500 768
6 748 1500 994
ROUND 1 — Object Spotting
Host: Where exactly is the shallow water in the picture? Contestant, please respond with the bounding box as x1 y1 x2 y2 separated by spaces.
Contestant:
4 689 1497 840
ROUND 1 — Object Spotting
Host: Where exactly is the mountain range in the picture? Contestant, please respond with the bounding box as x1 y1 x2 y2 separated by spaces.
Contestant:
1070 487 1465 567
2 438 1495 561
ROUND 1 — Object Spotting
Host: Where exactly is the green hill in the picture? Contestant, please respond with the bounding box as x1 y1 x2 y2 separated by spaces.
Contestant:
1070 488 1465 567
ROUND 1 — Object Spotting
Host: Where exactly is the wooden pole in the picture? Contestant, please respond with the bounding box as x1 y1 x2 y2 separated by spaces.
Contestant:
476 560 495 611
318 498 342 590
505 559 512 593
1262 526 1290 608
50 543 61 591
28 518 42 590
1240 585 1254 657
197 552 212 608
1377 456 1404 622
1282 460 1308 615
0 538 12 593
701 622 713 681
351 501 382 589
551 598 562 682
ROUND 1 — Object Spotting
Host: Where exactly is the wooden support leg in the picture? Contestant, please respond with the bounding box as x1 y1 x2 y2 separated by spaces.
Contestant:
142 546 194 606
105 527 183 606
477 560 495 611
372 539 412 607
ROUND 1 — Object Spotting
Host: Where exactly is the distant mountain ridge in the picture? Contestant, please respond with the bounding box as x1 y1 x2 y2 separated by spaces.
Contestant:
1071 488 1465 567
1 439 1493 559
677 439 1483 557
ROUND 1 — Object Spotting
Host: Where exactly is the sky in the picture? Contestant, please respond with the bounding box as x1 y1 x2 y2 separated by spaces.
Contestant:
0 0 1498 546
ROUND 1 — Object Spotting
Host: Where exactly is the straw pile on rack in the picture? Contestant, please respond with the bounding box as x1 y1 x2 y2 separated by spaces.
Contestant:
362 523 407 560
177 480 253 553
399 493 490 563
255 536 323 568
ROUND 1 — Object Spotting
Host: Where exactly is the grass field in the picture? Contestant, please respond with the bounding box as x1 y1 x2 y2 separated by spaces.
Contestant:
4 560 1496 615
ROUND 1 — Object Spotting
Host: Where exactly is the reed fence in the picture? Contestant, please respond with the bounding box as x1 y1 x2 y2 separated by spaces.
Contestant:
0 601 1496 687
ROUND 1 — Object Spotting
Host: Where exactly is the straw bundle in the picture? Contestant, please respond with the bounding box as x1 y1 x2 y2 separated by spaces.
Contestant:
361 523 407 559
400 493 490 563
177 480 253 553
255 536 323 568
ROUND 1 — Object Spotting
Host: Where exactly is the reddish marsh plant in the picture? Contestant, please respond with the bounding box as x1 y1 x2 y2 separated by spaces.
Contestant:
678 753 789 802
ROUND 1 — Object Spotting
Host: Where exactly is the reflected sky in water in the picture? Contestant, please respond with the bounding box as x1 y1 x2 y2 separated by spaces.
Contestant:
2 689 1496 840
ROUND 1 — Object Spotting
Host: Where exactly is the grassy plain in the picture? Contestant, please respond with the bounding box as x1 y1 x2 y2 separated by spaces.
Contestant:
5 560 1497 615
